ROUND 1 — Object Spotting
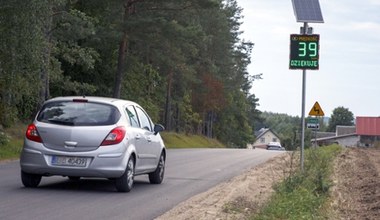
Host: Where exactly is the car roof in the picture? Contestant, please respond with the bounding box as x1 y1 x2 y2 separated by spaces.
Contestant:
44 96 137 106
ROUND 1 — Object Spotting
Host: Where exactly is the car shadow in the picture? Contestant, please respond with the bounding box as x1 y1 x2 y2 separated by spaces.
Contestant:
23 176 152 193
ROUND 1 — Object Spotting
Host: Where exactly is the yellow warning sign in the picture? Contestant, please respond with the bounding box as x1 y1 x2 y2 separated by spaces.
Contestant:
309 101 324 116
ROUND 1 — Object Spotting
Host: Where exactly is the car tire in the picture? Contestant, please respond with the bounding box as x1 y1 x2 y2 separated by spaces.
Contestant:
115 156 135 192
149 154 165 184
21 170 42 188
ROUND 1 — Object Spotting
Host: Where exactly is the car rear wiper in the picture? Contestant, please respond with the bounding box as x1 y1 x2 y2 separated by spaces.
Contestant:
48 119 74 126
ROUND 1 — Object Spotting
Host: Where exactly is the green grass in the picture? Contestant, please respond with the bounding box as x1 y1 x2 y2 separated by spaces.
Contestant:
252 145 342 220
0 123 25 160
0 126 225 161
161 132 225 148
0 139 23 160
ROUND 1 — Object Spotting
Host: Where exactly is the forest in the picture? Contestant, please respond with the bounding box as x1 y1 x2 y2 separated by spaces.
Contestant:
0 0 262 147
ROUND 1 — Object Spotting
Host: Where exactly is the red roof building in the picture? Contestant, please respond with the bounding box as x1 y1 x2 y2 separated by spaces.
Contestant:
313 117 380 147
356 117 380 136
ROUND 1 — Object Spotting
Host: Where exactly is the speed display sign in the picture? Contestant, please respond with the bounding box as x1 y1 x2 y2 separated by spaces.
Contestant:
289 34 320 70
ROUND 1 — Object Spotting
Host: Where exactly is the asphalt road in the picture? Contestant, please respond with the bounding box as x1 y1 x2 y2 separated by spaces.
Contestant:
0 148 283 220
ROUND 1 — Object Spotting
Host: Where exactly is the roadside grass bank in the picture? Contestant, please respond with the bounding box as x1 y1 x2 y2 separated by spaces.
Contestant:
161 132 225 148
0 125 225 161
0 123 25 161
252 145 342 220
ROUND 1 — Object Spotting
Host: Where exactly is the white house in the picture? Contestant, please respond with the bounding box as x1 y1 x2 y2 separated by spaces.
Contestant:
248 128 281 149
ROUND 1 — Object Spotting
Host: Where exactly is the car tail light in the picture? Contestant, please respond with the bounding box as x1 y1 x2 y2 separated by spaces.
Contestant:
101 126 126 146
26 124 42 143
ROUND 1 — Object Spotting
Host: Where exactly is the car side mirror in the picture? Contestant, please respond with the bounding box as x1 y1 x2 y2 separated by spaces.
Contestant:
153 124 165 135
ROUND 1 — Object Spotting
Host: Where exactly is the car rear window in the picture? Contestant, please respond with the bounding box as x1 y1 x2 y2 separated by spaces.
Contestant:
37 101 121 126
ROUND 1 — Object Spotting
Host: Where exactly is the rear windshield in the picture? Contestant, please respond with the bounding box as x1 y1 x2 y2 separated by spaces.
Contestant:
37 101 121 126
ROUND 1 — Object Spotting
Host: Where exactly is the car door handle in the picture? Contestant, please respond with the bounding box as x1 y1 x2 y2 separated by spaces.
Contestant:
135 134 141 140
147 137 152 142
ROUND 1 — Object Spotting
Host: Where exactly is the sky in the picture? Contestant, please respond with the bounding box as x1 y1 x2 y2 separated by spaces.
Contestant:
237 0 380 118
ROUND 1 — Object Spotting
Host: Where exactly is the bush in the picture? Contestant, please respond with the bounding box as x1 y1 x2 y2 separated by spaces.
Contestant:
0 131 10 146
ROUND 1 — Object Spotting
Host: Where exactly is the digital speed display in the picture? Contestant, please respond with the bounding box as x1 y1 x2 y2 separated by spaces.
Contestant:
289 34 320 70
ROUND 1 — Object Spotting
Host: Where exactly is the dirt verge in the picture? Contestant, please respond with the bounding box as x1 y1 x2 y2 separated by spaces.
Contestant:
157 148 380 220
330 148 380 220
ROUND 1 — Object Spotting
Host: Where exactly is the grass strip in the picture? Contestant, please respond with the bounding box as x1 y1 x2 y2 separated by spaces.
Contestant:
252 145 342 220
160 132 225 148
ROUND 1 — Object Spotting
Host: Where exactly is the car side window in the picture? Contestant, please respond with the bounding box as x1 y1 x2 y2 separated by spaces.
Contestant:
135 106 152 132
126 106 140 128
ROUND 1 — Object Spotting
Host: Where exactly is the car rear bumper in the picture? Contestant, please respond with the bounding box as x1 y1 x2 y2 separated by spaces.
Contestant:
20 144 129 178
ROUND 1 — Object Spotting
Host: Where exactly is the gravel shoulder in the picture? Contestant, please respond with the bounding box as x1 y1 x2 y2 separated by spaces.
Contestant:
156 152 291 220
157 148 380 220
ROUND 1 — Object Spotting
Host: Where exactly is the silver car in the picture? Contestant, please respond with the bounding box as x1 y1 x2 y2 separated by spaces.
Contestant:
20 96 166 192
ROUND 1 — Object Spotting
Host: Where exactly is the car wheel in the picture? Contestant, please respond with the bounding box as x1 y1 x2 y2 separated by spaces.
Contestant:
149 154 165 184
21 170 42 188
115 156 135 192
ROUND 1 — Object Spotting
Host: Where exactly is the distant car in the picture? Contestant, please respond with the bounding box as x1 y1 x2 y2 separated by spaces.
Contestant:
20 96 166 192
266 142 285 151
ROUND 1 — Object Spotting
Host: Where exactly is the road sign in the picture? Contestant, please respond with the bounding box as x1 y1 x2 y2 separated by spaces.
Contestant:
289 34 320 70
308 101 324 116
307 118 319 124
307 117 319 130
307 123 319 130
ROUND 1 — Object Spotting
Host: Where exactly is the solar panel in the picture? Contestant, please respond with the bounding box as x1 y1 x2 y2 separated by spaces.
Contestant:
292 0 324 23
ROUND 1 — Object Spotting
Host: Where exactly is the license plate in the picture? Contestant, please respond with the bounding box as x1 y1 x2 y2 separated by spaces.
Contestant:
52 156 87 167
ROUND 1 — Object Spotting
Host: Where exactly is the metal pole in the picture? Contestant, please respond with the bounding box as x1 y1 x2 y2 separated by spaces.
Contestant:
301 70 306 171
300 22 308 171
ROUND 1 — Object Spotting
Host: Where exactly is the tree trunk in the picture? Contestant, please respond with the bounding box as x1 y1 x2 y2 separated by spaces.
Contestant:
164 70 173 130
113 31 128 98
113 0 137 98
39 43 51 105
38 7 53 109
